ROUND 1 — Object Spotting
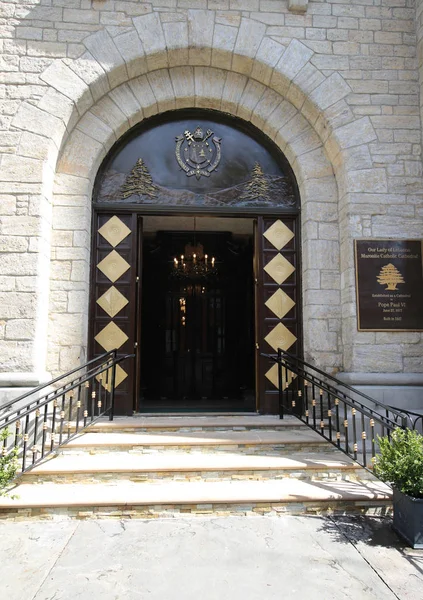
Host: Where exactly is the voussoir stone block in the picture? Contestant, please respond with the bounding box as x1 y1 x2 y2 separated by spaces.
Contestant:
309 73 351 112
41 61 93 116
84 30 128 90
187 10 215 66
114 30 147 79
109 83 142 125
251 88 282 130
147 70 176 113
127 76 157 119
251 37 285 87
331 117 377 150
133 12 168 71
211 24 237 71
275 39 314 87
76 112 116 146
169 66 195 109
90 96 130 139
237 79 266 122
233 18 266 76
66 51 110 103
220 72 247 114
163 21 189 68
58 130 104 179
194 67 225 109
294 146 333 182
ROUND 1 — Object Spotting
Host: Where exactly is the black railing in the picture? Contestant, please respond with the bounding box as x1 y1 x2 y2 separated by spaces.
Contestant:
387 406 423 435
262 349 411 470
0 350 134 477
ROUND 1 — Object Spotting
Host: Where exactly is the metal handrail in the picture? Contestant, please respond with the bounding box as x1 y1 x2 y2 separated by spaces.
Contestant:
279 349 406 420
0 351 135 478
387 405 423 434
262 352 400 429
0 350 117 413
261 349 411 470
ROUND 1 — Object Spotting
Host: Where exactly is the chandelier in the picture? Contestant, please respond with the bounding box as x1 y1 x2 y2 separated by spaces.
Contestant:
172 219 217 279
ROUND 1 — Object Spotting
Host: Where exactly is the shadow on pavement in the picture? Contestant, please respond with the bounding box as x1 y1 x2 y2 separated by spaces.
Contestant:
319 514 423 576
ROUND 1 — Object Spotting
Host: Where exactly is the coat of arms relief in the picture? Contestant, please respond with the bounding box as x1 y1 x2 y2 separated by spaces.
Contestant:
175 126 222 179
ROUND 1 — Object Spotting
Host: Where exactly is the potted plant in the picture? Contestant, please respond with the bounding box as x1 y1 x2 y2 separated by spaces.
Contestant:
374 428 423 549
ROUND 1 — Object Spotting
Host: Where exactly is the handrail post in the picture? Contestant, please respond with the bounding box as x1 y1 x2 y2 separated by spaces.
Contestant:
109 350 117 422
278 348 283 420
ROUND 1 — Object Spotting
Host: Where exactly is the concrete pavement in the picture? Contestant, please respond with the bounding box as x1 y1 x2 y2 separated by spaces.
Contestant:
0 515 422 600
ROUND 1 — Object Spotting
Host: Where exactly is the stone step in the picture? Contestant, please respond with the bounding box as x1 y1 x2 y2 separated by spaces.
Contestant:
81 415 300 433
58 428 332 455
0 478 392 520
22 451 374 484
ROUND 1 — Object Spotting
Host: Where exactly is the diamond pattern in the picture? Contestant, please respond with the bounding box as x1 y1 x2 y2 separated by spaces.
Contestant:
97 286 128 318
95 321 128 352
263 220 294 250
265 289 295 319
265 363 297 389
264 253 295 285
264 322 297 352
98 216 131 247
97 250 130 283
96 364 128 390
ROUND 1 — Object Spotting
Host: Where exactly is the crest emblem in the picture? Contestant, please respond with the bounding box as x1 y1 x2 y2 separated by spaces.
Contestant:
175 126 221 179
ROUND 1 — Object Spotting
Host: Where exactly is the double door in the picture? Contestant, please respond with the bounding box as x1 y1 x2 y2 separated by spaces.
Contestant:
89 211 301 414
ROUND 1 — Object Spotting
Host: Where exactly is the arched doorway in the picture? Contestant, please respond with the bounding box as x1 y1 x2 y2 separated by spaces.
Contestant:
90 110 301 415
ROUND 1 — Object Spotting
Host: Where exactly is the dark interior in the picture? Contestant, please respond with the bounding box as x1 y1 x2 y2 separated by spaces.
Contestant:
140 228 255 412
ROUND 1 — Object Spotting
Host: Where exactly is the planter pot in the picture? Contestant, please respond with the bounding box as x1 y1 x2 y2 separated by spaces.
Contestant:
393 488 423 549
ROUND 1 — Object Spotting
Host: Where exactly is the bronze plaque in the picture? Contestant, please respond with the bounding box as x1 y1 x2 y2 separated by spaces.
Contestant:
355 240 423 331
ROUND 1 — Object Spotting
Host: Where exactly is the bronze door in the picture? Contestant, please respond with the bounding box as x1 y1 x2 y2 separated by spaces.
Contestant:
89 211 140 415
255 216 301 414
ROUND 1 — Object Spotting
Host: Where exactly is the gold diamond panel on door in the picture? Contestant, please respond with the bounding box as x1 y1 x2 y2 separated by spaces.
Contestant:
89 212 138 415
256 216 301 414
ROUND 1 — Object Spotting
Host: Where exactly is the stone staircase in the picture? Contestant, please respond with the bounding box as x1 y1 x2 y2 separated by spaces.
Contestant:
0 414 392 520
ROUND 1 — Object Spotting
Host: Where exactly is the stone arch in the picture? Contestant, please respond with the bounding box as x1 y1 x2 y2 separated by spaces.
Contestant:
7 19 379 377
47 65 343 376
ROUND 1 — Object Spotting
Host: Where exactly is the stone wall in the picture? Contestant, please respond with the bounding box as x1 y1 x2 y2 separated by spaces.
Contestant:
0 0 422 396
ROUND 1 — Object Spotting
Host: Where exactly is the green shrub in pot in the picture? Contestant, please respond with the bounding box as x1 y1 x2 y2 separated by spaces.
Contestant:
374 428 423 548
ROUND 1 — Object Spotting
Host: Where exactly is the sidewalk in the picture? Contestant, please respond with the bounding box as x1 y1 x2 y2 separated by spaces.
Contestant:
1 515 422 599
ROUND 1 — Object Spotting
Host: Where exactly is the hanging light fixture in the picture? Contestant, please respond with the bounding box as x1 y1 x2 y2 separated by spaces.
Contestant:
172 218 217 279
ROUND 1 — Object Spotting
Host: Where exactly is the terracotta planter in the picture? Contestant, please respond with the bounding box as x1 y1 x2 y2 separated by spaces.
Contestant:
393 488 423 549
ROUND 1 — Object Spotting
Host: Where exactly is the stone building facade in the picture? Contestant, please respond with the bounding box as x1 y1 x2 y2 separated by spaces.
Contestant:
0 0 422 409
